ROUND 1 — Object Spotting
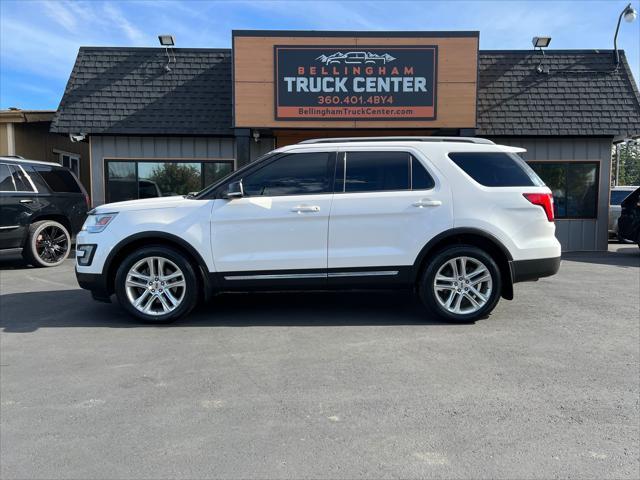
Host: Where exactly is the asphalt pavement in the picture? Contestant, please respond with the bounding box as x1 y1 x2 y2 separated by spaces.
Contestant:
1 244 638 479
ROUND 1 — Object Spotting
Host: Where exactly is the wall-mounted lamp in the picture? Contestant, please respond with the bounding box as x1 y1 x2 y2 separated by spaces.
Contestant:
158 34 175 46
532 36 552 74
532 36 552 48
252 130 261 143
158 34 176 72
614 3 638 66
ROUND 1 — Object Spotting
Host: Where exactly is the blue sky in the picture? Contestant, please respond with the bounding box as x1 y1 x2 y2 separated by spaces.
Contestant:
1 0 639 110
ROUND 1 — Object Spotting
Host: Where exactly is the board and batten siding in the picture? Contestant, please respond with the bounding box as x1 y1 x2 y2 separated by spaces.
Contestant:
492 137 612 252
90 136 243 206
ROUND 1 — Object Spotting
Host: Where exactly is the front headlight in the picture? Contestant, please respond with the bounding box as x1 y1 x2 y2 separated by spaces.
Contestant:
82 212 118 233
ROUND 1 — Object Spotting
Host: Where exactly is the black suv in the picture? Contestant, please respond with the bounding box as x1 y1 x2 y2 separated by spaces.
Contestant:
617 186 640 248
0 157 88 267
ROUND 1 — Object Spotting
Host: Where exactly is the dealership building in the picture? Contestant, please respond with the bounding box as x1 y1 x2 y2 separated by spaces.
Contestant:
51 30 640 251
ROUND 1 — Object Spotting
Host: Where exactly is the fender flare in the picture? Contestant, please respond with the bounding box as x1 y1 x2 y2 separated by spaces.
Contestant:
102 231 212 297
411 227 514 299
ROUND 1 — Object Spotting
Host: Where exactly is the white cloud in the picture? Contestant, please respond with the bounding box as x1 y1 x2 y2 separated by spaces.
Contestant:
102 2 146 44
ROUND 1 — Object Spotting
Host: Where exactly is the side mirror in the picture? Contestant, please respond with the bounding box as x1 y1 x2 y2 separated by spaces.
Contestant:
225 180 244 199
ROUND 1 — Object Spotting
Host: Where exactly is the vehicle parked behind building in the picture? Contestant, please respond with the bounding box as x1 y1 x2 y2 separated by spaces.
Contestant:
75 137 561 323
617 186 640 248
609 186 637 240
0 157 89 267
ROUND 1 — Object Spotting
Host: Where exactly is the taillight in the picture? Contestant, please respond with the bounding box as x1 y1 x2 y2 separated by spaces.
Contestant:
84 193 91 209
523 193 554 222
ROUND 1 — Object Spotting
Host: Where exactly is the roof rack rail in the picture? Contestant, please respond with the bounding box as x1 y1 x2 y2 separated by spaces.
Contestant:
299 136 495 145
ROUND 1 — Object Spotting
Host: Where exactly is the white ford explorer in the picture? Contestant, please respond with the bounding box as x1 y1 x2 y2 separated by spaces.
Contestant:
75 137 561 323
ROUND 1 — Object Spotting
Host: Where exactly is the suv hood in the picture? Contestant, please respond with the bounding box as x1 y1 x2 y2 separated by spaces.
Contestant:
94 195 189 213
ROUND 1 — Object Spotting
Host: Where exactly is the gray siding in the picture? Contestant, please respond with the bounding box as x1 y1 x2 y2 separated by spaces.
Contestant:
90 135 237 205
492 137 612 252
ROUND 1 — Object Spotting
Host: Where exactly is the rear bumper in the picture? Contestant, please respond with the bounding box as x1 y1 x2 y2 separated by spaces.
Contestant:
76 271 111 303
510 256 561 283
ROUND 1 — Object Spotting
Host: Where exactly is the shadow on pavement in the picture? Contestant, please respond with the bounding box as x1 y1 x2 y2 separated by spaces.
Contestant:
562 247 640 268
0 289 457 332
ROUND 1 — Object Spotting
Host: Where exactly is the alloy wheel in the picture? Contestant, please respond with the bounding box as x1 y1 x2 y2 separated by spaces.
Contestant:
125 256 186 316
35 225 70 264
433 256 493 315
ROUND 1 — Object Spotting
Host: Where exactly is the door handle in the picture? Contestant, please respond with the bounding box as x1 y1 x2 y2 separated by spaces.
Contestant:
413 199 442 208
19 199 34 204
291 205 321 213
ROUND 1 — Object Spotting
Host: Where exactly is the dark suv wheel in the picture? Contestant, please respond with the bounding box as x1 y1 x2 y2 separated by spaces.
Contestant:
23 220 71 268
418 245 501 323
114 246 199 323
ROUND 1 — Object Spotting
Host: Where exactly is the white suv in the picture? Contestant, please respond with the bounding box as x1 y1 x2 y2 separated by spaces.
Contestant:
76 137 561 323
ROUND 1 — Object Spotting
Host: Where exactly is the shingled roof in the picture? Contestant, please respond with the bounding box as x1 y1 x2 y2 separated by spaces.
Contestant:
50 47 233 135
51 46 640 137
477 50 640 137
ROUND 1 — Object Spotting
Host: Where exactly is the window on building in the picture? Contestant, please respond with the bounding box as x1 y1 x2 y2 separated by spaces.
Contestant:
529 162 599 218
449 152 544 187
105 160 234 203
57 152 80 177
242 152 331 196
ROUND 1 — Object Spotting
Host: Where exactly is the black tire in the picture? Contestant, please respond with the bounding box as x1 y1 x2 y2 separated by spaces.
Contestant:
22 220 71 268
418 245 502 323
114 245 199 323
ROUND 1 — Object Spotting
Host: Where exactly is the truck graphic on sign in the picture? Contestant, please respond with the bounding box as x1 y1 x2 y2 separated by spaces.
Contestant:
316 51 396 65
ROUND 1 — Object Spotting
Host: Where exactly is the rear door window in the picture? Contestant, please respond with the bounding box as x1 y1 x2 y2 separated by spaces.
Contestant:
336 151 435 192
0 164 15 191
449 152 543 187
33 166 82 193
9 165 33 192
343 151 409 193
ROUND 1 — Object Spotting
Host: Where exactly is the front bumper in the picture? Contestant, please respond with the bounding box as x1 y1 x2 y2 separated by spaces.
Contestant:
76 271 111 303
510 256 561 283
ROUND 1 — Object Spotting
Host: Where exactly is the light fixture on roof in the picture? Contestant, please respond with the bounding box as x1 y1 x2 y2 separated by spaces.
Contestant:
532 36 551 74
158 34 175 46
532 36 552 48
614 3 638 67
158 34 176 72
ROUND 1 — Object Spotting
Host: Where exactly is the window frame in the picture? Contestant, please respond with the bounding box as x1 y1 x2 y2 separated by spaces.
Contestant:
104 157 236 203
335 149 436 194
528 160 600 220
54 150 81 177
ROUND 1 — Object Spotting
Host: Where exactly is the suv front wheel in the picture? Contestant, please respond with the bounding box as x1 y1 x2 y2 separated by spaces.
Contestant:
419 245 501 323
114 246 199 323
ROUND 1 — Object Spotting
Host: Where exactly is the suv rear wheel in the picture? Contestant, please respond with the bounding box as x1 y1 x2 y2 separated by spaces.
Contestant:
419 245 501 323
23 220 71 268
114 246 199 323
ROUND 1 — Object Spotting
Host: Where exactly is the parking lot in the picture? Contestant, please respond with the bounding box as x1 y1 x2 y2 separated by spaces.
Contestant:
0 245 638 479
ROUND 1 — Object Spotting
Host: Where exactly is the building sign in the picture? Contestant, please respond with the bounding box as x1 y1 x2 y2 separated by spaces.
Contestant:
274 46 437 120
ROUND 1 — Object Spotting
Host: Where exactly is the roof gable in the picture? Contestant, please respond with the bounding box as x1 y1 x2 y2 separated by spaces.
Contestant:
50 47 233 135
477 50 640 137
